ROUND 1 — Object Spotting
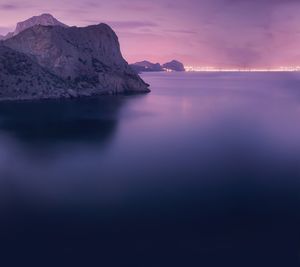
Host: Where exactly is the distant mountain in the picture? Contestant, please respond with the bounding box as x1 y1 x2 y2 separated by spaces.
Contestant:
1 13 68 40
131 61 163 72
163 60 185 72
0 14 149 100
131 60 185 73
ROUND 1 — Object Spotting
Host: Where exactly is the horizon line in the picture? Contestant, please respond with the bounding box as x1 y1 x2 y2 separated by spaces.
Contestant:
184 66 300 72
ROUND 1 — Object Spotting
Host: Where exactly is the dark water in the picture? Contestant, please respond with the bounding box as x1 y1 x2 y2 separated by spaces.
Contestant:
1 72 300 266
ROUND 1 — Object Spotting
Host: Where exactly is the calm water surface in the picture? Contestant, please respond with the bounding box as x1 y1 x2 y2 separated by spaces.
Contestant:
1 72 300 266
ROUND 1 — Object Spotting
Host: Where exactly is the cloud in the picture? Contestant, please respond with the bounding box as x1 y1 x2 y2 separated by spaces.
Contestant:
119 2 156 12
0 2 35 10
0 0 300 66
165 29 197 35
82 19 158 30
224 0 300 4
0 4 19 10
0 26 12 35
105 21 158 29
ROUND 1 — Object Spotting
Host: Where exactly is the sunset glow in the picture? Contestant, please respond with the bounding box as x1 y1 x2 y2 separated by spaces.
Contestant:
185 66 300 72
1 0 300 67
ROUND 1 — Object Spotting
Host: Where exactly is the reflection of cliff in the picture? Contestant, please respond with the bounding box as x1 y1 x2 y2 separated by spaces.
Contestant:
0 97 126 144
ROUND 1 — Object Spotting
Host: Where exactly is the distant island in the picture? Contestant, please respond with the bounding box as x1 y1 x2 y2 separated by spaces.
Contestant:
0 14 150 101
130 60 185 73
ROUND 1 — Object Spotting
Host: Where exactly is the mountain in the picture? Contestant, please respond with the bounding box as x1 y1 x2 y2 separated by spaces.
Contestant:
131 61 163 72
1 14 68 41
0 45 70 100
14 13 68 36
0 32 13 41
0 14 149 100
131 60 185 73
163 60 185 72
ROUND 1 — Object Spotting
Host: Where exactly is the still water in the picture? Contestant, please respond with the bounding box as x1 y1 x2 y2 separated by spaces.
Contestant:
1 72 300 266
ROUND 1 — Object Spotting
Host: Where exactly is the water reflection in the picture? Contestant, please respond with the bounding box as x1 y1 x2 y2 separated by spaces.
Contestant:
1 72 300 266
0 97 126 145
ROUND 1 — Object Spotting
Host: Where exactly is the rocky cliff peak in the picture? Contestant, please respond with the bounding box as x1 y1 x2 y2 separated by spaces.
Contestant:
14 13 68 36
3 20 150 98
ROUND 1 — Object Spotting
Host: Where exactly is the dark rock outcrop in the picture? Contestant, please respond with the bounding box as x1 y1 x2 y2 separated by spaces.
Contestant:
130 61 163 73
1 14 67 41
163 60 185 72
0 32 13 41
14 13 68 36
0 45 70 100
0 14 150 100
131 59 185 73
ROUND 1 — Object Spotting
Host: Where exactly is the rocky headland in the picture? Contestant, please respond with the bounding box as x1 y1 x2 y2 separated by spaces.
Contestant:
0 14 150 101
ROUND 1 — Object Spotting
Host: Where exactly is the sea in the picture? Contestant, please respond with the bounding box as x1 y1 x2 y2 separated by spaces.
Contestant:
1 71 300 266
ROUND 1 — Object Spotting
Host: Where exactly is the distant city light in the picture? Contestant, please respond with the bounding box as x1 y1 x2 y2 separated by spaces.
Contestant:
163 68 173 72
184 66 300 72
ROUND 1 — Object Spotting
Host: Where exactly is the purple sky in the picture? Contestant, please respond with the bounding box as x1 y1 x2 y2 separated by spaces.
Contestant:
0 0 300 67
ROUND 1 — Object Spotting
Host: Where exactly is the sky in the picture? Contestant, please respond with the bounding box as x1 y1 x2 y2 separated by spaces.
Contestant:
0 0 300 68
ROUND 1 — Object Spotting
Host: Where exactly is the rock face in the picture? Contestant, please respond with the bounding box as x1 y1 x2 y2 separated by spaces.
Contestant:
14 13 68 36
0 45 70 100
0 15 149 100
0 32 13 41
163 60 185 72
1 14 67 41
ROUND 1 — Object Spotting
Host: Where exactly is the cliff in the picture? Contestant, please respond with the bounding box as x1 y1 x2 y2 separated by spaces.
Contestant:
0 15 150 100
0 45 71 100
14 13 68 36
0 13 67 41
